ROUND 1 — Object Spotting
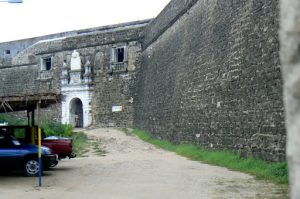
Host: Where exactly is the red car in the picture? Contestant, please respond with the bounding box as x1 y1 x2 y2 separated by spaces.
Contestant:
42 135 76 159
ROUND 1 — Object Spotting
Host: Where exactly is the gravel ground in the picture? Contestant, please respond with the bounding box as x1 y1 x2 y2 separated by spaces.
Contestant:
0 128 289 199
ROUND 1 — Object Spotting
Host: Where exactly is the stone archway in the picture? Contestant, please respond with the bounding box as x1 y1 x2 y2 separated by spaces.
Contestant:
69 98 83 128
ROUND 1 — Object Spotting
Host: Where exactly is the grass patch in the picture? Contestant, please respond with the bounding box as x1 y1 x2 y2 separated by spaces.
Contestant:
91 140 107 156
120 128 133 136
73 132 106 157
72 131 89 157
132 129 289 184
133 129 177 152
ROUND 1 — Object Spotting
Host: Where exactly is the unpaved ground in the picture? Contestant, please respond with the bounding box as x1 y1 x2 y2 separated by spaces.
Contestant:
0 128 289 199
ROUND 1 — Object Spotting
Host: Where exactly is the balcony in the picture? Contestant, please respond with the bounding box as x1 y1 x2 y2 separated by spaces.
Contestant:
110 62 128 73
39 70 53 80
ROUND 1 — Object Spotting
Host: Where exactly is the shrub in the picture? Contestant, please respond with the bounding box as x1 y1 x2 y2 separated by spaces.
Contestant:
42 119 74 137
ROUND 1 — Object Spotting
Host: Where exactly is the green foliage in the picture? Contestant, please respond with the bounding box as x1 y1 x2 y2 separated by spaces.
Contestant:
14 128 26 139
120 128 132 136
72 131 88 157
0 114 26 125
132 129 177 151
0 114 74 137
42 119 74 137
132 129 289 184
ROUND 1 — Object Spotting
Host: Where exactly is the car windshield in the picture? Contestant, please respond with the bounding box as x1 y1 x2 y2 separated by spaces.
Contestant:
0 131 21 147
12 139 21 146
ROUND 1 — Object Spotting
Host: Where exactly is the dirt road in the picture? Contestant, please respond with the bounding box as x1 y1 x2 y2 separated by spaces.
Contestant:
0 128 288 199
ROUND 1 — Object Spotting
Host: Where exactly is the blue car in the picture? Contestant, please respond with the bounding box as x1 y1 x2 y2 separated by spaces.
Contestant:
0 129 57 177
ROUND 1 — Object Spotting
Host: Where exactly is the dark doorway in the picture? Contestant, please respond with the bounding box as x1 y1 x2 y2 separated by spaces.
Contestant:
69 98 83 128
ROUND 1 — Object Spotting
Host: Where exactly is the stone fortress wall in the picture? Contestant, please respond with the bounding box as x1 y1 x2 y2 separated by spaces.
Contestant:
0 1 285 161
135 0 285 161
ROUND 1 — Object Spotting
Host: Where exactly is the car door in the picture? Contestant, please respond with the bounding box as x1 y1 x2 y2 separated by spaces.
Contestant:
0 132 22 168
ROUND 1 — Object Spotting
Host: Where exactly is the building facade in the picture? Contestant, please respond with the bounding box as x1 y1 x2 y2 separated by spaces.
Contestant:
0 20 148 128
0 0 286 161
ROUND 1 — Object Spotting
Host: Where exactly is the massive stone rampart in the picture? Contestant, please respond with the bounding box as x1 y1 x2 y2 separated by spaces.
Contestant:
135 0 285 161
142 0 198 48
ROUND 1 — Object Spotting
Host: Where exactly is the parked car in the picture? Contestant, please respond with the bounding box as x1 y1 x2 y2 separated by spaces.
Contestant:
42 135 76 165
0 125 75 167
0 129 57 177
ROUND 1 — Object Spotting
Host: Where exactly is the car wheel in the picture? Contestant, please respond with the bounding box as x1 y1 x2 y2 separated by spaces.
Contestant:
24 159 40 177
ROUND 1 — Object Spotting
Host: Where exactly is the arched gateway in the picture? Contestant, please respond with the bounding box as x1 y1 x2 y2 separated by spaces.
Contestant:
69 98 83 127
61 50 93 128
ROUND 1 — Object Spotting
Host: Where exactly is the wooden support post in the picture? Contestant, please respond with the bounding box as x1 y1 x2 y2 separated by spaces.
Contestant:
31 109 35 127
27 109 30 126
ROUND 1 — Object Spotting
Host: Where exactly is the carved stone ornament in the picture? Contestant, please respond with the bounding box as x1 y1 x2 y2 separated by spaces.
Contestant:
70 50 82 71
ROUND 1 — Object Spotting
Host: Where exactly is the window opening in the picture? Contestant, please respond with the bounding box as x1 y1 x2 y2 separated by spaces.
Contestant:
117 48 124 63
42 57 52 71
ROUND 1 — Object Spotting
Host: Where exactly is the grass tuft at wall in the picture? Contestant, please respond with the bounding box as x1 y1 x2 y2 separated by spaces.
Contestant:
132 129 289 184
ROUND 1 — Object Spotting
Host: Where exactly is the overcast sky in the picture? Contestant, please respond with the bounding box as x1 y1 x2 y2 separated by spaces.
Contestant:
0 0 171 42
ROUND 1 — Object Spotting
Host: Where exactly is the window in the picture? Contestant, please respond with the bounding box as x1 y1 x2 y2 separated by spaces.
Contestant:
4 50 10 55
44 57 52 70
110 45 128 72
13 128 26 140
41 57 52 71
39 56 54 79
117 48 124 62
